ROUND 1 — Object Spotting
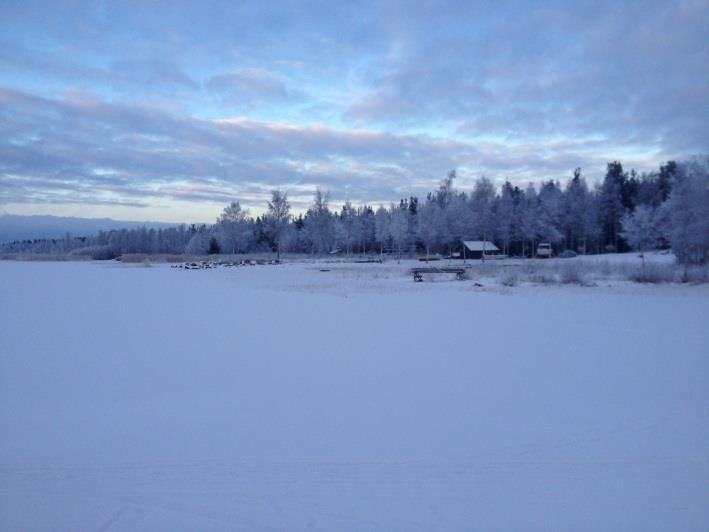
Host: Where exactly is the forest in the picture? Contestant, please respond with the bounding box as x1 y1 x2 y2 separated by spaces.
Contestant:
2 158 708 265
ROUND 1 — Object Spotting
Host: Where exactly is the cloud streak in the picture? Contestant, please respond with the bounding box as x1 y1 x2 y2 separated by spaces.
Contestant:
1 87 670 214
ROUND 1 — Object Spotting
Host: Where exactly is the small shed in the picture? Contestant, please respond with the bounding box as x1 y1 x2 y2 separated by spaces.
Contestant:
452 240 504 260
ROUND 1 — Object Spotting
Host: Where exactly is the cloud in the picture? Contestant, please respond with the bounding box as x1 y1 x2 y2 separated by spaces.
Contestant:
0 87 675 217
112 58 197 89
207 68 291 103
345 1 709 154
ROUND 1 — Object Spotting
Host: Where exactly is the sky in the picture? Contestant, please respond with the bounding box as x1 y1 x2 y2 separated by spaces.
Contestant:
1 0 707 222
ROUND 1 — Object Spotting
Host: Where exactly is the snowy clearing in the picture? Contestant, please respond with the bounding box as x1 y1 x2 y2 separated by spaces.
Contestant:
1 259 708 531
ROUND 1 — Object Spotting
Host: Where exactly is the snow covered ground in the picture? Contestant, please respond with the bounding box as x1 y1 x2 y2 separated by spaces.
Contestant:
1 258 708 531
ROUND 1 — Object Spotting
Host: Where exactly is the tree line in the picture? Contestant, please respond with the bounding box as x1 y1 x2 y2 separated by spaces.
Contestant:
2 158 707 264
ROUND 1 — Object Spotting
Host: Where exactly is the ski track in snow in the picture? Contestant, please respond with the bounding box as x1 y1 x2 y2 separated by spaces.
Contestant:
1 259 708 531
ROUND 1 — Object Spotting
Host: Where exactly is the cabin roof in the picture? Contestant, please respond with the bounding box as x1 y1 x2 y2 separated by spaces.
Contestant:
462 240 500 252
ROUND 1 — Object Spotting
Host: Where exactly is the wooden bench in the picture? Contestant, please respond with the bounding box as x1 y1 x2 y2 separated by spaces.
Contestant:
411 267 466 282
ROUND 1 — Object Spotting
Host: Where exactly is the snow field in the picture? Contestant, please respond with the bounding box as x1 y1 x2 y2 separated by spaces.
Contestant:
1 259 708 530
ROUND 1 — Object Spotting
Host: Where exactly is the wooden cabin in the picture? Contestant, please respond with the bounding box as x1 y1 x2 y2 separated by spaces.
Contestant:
451 240 505 260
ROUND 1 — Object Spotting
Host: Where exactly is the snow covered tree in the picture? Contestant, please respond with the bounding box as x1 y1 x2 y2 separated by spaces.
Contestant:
185 225 212 255
495 181 517 255
265 189 291 261
536 180 564 247
447 193 469 252
416 200 440 258
621 205 662 277
518 183 540 257
216 201 251 254
374 205 390 255
469 177 496 243
664 161 709 265
304 188 335 255
434 170 462 255
394 197 419 254
355 205 376 254
338 201 357 255
388 204 409 261
621 205 661 253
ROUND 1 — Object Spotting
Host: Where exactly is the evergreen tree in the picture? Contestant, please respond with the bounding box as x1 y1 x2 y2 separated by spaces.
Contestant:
495 181 516 255
208 236 221 254
598 161 627 251
562 168 590 252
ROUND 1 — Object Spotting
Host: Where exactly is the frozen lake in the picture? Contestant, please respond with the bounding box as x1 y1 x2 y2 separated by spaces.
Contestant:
1 259 708 530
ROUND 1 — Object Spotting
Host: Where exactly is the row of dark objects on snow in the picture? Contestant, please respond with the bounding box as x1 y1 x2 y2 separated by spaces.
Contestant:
172 259 280 270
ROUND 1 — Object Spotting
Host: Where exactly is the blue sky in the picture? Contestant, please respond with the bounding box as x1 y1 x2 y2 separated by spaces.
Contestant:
1 0 707 222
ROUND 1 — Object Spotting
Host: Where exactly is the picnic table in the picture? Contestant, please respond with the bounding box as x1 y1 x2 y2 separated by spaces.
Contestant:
411 267 466 282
